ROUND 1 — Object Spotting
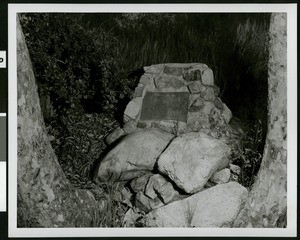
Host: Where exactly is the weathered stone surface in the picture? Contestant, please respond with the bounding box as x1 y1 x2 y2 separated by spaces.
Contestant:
208 108 230 139
105 127 125 145
214 97 224 110
154 75 186 90
140 74 154 85
144 65 164 74
183 69 202 82
133 84 145 98
158 132 231 193
112 181 133 207
192 63 209 72
202 100 215 115
94 128 174 183
151 121 177 134
202 68 214 86
124 97 142 122
186 111 210 132
188 97 205 112
123 208 142 227
137 121 151 129
187 81 206 94
163 66 184 76
222 103 232 123
177 121 187 135
144 174 184 204
213 85 220 96
229 164 241 175
189 182 248 227
143 182 248 227
135 191 165 213
200 87 215 101
210 168 231 184
130 173 153 193
123 121 138 134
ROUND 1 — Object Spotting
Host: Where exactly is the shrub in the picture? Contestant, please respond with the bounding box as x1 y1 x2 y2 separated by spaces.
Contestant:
20 13 133 120
236 120 264 188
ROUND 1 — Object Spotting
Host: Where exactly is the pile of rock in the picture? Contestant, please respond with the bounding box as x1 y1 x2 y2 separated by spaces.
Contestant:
94 128 246 227
106 63 232 145
94 63 247 227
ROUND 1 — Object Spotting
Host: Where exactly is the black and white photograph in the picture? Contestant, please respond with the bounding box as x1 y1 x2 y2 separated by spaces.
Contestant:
6 3 297 238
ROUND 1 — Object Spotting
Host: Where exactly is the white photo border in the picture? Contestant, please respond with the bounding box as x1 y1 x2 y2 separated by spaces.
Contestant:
8 3 297 238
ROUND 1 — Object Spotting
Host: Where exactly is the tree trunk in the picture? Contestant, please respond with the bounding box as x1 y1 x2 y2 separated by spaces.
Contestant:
17 15 107 228
233 12 287 227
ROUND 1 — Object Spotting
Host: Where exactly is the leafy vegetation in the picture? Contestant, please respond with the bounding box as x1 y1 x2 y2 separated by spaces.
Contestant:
20 12 270 226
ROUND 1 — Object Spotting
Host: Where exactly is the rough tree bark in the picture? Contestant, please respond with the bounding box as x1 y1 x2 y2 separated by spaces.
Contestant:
17 16 107 227
233 13 287 227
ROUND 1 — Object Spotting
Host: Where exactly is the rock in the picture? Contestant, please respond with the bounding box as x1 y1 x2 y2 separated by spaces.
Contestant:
193 63 209 72
105 127 126 145
137 121 151 129
135 191 165 213
123 121 138 134
112 182 133 207
188 97 205 112
140 74 154 85
183 69 202 82
144 174 184 204
158 132 231 193
163 65 183 76
154 75 186 90
210 168 231 184
208 108 230 139
151 121 177 134
214 97 224 110
202 100 215 115
123 208 142 227
177 121 187 135
143 182 248 227
229 164 241 175
94 128 175 183
201 68 214 86
187 81 206 94
222 103 232 123
133 84 145 98
213 85 220 96
130 173 153 193
200 87 215 101
124 97 142 122
186 111 210 132
144 65 164 74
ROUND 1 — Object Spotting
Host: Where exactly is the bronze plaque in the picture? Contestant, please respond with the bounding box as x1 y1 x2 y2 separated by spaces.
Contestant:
140 92 189 122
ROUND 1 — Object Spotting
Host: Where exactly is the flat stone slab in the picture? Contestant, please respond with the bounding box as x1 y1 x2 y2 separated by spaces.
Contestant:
140 92 189 122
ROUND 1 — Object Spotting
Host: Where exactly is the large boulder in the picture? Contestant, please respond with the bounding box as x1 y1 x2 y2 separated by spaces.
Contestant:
93 128 174 183
142 182 248 227
158 132 231 193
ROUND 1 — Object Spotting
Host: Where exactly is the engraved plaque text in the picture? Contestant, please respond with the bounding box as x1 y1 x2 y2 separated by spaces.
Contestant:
140 92 189 122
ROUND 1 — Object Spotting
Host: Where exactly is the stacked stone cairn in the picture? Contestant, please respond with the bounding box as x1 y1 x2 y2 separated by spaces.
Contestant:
94 63 247 227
